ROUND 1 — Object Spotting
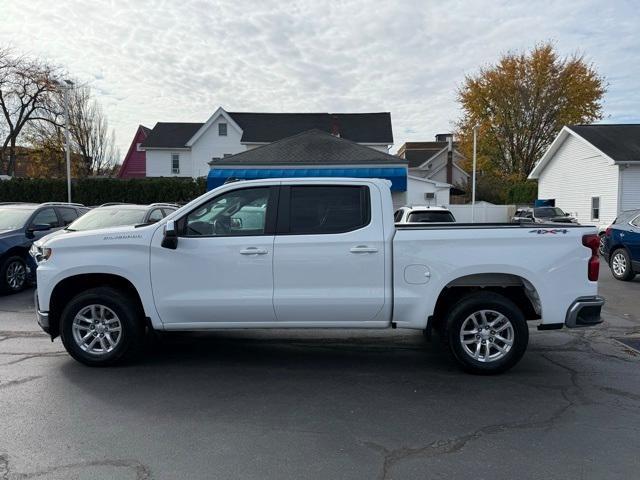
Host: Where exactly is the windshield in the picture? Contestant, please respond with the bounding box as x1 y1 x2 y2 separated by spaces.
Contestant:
0 208 33 230
67 208 147 231
534 207 566 218
407 211 455 223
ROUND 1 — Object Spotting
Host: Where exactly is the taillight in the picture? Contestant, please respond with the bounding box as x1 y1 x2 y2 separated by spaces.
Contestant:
582 234 600 281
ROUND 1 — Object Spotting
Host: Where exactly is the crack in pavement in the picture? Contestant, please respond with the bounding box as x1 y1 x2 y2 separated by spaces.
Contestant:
0 376 41 391
362 352 587 480
0 453 153 480
0 331 49 343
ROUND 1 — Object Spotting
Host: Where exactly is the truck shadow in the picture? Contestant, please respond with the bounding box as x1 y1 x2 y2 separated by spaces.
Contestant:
57 330 554 418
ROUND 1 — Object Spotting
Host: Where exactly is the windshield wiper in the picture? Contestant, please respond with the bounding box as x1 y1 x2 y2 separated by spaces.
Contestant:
64 227 76 232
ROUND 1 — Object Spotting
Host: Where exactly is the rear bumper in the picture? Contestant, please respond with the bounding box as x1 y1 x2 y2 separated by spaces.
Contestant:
34 290 50 334
565 296 605 328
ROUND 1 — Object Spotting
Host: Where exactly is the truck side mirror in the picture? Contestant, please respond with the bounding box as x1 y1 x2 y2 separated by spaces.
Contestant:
161 221 178 250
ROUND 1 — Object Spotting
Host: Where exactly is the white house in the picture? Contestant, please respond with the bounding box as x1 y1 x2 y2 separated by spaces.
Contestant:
141 107 394 178
396 134 470 197
405 175 451 207
529 124 640 227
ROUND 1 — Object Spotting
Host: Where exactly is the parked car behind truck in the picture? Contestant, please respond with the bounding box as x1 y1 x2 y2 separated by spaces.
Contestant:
512 206 578 224
0 202 88 293
602 209 640 281
33 178 604 374
394 205 456 223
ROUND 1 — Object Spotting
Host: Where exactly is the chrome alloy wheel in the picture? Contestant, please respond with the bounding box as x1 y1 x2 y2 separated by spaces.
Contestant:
72 304 122 355
459 310 514 363
612 252 627 277
6 260 26 290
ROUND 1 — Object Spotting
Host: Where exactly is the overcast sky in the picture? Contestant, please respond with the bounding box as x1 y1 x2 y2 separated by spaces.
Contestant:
1 0 639 156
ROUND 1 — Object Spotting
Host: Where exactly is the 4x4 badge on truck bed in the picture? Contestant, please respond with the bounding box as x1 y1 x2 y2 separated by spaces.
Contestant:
529 229 569 235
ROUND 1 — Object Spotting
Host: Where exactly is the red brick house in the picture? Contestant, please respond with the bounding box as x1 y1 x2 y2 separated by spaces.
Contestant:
117 125 151 178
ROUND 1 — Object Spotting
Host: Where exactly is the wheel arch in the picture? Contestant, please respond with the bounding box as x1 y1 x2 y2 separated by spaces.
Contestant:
0 245 30 263
429 273 541 335
48 273 146 339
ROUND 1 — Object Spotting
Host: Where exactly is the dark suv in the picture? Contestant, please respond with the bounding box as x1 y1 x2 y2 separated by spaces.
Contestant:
0 202 89 293
602 209 640 281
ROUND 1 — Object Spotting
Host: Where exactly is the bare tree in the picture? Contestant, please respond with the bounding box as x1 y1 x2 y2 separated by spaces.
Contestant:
0 47 60 175
67 85 119 176
25 83 119 177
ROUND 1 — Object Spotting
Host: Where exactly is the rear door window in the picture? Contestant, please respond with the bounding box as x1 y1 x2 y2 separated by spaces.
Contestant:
284 186 370 235
57 207 79 226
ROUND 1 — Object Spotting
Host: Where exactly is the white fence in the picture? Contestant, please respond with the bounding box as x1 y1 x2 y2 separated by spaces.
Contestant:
449 203 516 223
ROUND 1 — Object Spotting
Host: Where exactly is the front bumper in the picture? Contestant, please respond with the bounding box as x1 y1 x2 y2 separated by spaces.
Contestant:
34 290 50 334
565 296 605 328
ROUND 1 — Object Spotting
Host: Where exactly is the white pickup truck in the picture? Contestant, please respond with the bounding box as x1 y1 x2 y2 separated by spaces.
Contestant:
33 178 604 374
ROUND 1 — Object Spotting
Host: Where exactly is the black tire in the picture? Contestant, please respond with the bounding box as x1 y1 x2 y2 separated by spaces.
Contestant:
610 248 635 281
60 287 144 366
0 256 28 294
446 292 528 375
598 233 606 257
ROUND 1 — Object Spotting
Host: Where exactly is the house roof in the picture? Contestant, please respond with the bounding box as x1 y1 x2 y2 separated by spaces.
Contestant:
569 124 640 162
117 125 151 179
529 124 640 179
141 122 203 148
228 112 393 144
208 129 407 166
141 112 393 148
396 141 459 168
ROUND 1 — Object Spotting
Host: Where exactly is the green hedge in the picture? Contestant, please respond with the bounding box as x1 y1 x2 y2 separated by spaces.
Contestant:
506 180 538 204
0 177 207 205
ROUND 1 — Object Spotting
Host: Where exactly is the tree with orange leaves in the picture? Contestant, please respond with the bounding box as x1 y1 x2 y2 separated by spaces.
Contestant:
455 43 606 202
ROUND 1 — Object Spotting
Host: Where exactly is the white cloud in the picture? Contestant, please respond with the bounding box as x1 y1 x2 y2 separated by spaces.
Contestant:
1 0 638 155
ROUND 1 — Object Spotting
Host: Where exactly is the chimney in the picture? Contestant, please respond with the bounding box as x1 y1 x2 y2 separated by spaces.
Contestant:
445 135 453 184
330 114 341 137
435 133 453 142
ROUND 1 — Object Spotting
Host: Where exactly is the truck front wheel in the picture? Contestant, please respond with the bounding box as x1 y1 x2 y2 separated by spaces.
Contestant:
446 292 528 374
60 287 144 366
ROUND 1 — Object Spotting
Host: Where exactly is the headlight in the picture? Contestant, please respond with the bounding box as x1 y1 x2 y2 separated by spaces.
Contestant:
30 244 52 263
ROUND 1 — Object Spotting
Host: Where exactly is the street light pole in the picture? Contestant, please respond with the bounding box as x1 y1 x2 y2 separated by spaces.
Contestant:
55 79 74 203
471 124 478 223
62 83 72 203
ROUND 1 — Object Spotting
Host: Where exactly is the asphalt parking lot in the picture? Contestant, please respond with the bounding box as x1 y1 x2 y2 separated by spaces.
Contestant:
1 268 640 480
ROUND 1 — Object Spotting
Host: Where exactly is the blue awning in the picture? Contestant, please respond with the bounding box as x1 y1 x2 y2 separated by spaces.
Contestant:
207 167 407 191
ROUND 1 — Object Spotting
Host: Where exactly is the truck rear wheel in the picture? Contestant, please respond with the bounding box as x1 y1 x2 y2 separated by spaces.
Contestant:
446 292 528 374
60 287 144 366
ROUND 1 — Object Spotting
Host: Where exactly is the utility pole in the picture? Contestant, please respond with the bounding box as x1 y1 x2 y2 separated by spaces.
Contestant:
471 125 478 223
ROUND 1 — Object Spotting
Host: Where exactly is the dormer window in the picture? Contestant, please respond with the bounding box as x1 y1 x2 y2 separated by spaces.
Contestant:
218 123 227 136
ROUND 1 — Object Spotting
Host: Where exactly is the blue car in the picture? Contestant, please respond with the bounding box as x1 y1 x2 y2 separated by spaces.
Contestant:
0 202 88 293
603 209 640 281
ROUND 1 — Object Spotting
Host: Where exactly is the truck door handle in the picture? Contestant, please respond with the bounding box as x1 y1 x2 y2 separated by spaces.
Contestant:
239 247 268 255
350 245 378 254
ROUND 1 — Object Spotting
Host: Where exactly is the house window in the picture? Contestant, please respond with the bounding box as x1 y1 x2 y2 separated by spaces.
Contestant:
218 123 227 136
591 197 600 221
171 153 180 174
